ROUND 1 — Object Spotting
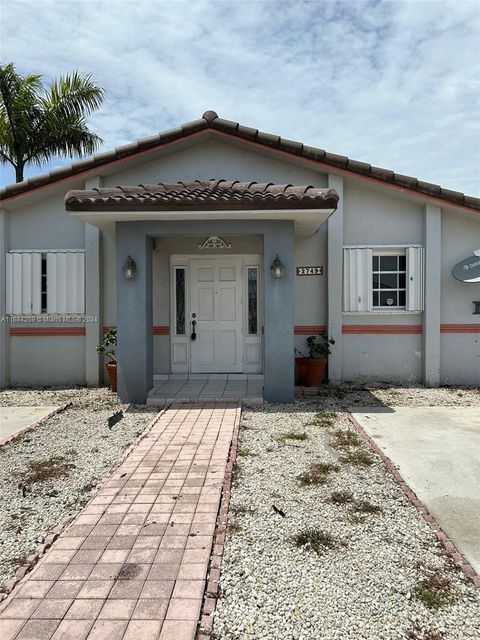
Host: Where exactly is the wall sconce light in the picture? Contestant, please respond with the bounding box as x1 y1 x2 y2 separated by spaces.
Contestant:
270 255 285 279
122 255 137 280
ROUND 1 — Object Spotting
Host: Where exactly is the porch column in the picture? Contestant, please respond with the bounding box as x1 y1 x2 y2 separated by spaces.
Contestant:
84 176 103 386
0 208 9 388
263 221 295 403
116 223 153 403
327 174 344 383
423 204 442 386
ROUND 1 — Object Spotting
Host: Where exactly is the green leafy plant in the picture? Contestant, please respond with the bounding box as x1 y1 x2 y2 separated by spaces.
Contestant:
306 333 335 358
0 63 104 182
96 327 117 362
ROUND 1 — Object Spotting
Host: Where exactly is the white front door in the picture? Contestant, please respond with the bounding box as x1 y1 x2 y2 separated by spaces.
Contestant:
189 258 243 373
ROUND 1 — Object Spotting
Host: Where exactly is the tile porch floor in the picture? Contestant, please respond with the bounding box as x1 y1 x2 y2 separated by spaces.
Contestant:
0 402 240 640
147 375 263 406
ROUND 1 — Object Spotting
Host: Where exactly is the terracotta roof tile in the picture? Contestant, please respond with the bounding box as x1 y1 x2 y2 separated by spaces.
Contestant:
64 179 339 212
2 109 479 212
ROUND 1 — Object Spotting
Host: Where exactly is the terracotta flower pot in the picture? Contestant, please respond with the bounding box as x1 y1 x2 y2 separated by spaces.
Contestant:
106 361 117 392
295 357 327 386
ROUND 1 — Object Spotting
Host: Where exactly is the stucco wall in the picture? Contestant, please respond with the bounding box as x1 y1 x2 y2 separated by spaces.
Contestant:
440 210 480 385
9 193 85 250
10 336 85 386
103 139 329 188
343 182 423 246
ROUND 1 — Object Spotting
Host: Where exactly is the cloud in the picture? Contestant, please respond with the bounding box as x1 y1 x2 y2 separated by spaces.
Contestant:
1 0 479 194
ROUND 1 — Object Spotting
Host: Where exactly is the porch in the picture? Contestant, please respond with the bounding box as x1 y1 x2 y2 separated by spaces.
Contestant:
65 180 338 404
147 374 264 406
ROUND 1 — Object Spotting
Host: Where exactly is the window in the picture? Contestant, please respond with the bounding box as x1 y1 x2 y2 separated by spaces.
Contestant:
174 267 186 335
247 267 258 335
372 253 406 309
343 246 424 312
6 250 85 315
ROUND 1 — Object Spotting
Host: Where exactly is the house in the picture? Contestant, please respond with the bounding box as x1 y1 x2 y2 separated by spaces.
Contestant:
1 110 479 404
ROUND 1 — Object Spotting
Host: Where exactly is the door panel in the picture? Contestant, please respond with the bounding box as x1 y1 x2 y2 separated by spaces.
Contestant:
190 258 242 373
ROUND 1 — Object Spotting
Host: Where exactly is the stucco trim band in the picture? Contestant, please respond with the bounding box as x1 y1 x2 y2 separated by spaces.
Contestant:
342 325 422 334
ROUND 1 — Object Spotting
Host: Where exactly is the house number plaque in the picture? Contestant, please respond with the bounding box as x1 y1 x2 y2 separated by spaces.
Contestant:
296 266 323 276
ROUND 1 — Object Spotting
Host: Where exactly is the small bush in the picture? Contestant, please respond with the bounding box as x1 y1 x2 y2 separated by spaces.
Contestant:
298 462 339 486
332 429 362 448
340 450 374 466
291 527 341 554
19 456 74 485
226 519 243 534
330 490 354 504
414 572 454 610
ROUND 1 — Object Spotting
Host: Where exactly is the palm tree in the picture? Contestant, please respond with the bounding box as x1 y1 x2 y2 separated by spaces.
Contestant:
0 63 105 183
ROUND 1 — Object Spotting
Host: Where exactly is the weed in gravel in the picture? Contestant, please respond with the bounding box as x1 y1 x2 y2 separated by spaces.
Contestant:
230 504 255 516
340 449 374 466
332 429 362 448
306 411 337 429
329 490 354 504
65 448 77 456
408 625 444 640
298 462 339 486
237 447 255 457
349 514 366 524
276 431 308 444
291 528 341 554
351 500 382 515
19 456 75 485
414 572 454 610
226 519 243 534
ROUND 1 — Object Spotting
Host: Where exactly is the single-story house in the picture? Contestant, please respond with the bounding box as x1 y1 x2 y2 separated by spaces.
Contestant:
1 110 479 403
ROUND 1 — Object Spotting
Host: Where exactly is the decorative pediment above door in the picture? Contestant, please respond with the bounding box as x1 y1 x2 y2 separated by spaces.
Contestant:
198 236 232 249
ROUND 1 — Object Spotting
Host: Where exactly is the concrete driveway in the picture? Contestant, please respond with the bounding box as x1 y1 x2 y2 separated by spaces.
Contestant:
351 406 480 574
0 406 59 443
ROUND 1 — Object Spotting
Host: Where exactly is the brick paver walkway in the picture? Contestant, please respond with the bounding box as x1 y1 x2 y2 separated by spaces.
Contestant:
0 402 240 640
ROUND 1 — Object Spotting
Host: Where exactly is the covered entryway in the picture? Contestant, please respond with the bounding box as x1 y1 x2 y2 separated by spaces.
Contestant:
65 179 338 404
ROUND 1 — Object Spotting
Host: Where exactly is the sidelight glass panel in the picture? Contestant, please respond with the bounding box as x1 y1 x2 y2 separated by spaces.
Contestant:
175 268 185 335
247 267 258 335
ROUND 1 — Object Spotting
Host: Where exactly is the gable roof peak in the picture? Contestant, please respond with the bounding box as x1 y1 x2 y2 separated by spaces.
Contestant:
202 110 219 124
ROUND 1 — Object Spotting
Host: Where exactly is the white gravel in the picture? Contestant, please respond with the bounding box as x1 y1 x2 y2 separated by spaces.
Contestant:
214 393 480 640
0 387 157 590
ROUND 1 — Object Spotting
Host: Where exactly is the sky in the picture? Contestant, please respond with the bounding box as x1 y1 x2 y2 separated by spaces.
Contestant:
1 0 479 195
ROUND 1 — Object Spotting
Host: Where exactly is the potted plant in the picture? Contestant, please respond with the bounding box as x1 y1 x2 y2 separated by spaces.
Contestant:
295 333 335 386
96 328 117 392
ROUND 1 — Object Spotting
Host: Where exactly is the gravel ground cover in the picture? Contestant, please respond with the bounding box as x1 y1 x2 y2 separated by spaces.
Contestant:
0 387 157 590
213 387 480 640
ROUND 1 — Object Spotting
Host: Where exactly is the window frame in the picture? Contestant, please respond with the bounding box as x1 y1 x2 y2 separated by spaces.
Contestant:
371 249 407 311
342 244 424 315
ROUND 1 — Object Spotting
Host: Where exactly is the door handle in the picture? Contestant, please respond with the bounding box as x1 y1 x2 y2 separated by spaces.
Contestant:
191 319 197 341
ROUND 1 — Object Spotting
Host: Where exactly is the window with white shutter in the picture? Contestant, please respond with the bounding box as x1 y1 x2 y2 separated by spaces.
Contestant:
5 250 85 315
343 248 372 312
343 246 424 312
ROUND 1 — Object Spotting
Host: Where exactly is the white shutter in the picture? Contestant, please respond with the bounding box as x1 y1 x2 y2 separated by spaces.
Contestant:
406 246 424 311
6 252 41 314
343 248 372 312
47 251 85 313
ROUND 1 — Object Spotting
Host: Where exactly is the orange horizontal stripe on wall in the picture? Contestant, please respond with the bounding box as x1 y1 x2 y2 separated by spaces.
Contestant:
153 326 170 335
294 325 327 335
342 325 422 334
103 326 170 335
10 327 86 336
440 324 480 333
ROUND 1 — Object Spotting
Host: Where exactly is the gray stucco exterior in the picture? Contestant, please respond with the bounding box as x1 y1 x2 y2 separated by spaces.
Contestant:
1 132 479 397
